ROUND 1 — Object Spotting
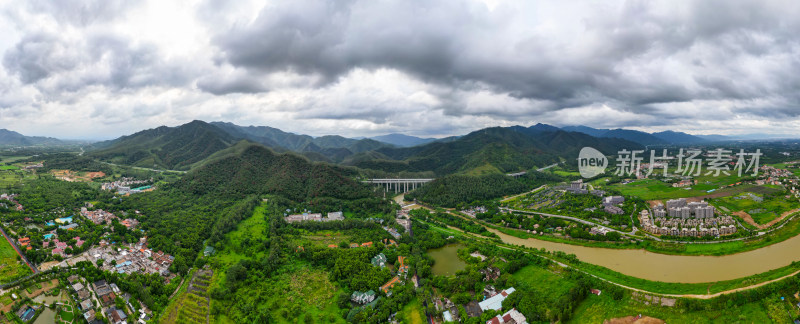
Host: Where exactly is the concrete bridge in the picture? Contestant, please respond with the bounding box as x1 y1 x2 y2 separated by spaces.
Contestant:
363 178 434 193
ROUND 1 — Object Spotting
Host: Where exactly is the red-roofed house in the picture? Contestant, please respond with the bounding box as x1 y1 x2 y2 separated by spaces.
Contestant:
18 237 30 246
397 256 409 276
361 242 373 247
380 276 401 295
486 308 527 324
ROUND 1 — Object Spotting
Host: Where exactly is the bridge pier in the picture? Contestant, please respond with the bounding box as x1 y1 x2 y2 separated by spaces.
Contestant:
363 178 434 194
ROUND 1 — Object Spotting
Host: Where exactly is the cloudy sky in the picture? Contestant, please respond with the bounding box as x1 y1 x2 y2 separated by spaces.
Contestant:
1 0 800 140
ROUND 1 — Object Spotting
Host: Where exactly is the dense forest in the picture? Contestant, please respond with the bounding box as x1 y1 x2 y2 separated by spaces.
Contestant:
112 143 391 274
36 153 113 174
178 143 375 201
406 172 563 207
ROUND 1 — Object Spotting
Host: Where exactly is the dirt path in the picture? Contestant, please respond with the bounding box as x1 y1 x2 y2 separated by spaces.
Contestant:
604 315 665 324
734 208 800 229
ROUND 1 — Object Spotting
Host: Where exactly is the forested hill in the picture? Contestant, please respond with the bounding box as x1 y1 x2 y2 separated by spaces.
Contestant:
176 142 376 201
406 171 564 207
89 120 236 170
0 129 65 146
353 127 642 176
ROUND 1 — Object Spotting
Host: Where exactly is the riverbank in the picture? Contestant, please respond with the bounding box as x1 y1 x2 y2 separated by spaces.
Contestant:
486 212 800 256
402 196 800 296
416 216 800 298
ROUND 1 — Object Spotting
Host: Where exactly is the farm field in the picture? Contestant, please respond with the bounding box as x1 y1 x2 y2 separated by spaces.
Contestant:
0 156 31 164
161 268 214 324
607 177 779 202
293 229 350 249
711 191 800 226
0 234 31 283
0 169 36 189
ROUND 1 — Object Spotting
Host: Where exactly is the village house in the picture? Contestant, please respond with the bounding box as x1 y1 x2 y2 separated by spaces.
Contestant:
479 287 516 311
480 267 501 281
397 256 409 277
284 211 345 223
371 253 387 267
486 308 528 324
351 290 376 305
380 276 401 295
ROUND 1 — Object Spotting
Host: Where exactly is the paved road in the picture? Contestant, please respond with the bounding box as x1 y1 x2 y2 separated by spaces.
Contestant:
537 162 561 172
500 185 547 203
99 161 187 173
500 207 639 238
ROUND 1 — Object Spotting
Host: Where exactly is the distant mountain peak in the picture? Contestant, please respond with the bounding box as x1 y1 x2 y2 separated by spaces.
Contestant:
369 133 436 147
0 128 65 146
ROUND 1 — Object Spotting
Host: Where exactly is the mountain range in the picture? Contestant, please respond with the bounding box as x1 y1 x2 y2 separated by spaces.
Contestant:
79 121 644 175
0 129 66 146
560 125 720 145
7 120 791 176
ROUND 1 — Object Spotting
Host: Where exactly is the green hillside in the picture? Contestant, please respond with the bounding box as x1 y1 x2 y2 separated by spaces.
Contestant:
358 127 641 176
176 143 375 201
90 120 237 170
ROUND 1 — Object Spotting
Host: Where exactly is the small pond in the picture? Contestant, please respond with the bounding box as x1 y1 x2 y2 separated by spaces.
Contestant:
428 243 467 276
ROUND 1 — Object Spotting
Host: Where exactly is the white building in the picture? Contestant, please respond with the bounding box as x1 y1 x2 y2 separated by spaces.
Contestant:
479 287 515 311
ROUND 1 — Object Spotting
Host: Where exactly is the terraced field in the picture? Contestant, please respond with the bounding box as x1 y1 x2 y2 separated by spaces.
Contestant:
162 267 214 324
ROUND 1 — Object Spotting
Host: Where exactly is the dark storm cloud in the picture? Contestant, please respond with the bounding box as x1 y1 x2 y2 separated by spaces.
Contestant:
209 0 800 122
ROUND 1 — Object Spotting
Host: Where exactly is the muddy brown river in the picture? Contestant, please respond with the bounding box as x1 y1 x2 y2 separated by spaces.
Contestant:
489 228 800 283
398 193 800 283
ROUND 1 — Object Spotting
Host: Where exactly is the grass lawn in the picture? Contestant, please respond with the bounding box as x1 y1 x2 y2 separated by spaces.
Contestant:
58 308 74 321
0 165 18 170
570 292 775 323
0 237 31 284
